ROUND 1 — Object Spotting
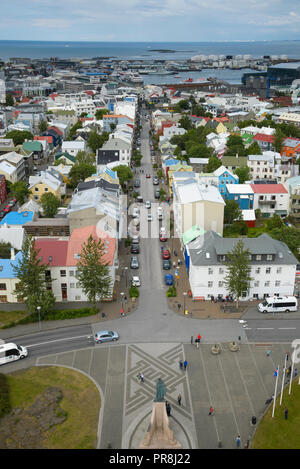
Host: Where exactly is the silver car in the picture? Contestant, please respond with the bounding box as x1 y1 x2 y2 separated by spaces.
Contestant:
95 330 119 343
130 256 139 269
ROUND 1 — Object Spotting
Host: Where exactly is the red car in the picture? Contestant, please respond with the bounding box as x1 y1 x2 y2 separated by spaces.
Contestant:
146 174 151 178
160 235 167 242
162 249 170 260
3 205 11 213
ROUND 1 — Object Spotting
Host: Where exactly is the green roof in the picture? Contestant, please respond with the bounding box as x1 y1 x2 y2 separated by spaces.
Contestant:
22 141 43 152
55 151 76 163
182 225 206 245
241 133 254 144
221 156 248 167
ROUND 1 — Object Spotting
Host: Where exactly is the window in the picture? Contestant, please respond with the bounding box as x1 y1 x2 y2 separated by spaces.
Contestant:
254 281 259 287
255 267 260 274
60 270 66 277
267 255 273 261
277 267 282 274
219 268 224 274
208 281 213 288
35 187 39 192
208 268 213 275
218 281 223 287
0 283 6 290
76 283 80 288
275 280 281 287
75 296 81 300
266 267 271 274
264 281 270 287
256 255 262 261
44 187 48 192
69 271 74 277
70 283 75 288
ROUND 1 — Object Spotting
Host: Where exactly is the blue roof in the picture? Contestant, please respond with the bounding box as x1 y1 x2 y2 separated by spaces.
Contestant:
0 251 23 279
0 211 34 225
165 159 180 166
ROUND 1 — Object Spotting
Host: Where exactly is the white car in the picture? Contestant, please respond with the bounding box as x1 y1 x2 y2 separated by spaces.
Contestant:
145 200 151 209
131 276 141 287
147 213 152 222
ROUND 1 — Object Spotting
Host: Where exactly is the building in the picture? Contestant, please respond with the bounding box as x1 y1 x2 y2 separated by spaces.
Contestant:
28 168 65 202
252 133 275 152
0 174 7 204
24 218 70 237
0 250 23 303
186 231 297 301
61 140 87 157
250 183 289 218
0 211 34 227
225 184 254 210
214 165 239 195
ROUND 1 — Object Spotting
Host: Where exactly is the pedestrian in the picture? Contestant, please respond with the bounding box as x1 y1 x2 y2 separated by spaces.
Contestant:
140 373 144 383
251 416 257 425
177 303 181 311
166 401 171 416
177 394 182 406
137 373 141 382
284 408 288 420
197 334 201 343
295 368 298 377
173 261 176 268
124 295 127 304
236 435 241 448
183 360 188 370
191 336 193 345
177 259 180 266
208 406 214 416
286 351 290 362
179 360 183 370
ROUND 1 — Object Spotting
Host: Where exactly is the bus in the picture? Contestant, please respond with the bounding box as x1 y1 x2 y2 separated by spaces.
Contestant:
258 296 298 314
0 342 28 365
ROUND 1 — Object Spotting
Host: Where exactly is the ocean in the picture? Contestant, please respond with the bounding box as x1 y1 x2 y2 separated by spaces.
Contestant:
1 40 300 62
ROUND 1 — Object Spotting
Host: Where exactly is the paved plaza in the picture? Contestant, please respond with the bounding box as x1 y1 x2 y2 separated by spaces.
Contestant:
32 341 294 449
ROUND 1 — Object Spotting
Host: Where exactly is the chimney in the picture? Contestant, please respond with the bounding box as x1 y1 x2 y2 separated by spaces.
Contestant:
10 248 15 261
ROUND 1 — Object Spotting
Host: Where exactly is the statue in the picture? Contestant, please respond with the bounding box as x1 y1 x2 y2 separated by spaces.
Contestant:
154 378 166 402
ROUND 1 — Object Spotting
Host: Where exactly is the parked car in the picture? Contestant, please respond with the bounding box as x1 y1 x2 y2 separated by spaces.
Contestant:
130 256 139 269
160 228 167 242
162 249 170 260
164 274 174 286
147 213 152 222
131 235 140 244
95 330 119 343
134 179 140 188
131 276 141 287
145 200 151 209
132 207 140 218
163 259 171 270
131 244 140 254
136 196 143 204
153 177 159 185
154 189 160 199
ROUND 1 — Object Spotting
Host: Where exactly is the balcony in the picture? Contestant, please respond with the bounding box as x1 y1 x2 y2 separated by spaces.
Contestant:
258 199 275 205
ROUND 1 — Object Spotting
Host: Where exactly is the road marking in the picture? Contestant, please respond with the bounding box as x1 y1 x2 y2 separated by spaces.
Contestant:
278 327 297 330
26 335 91 348
257 328 274 330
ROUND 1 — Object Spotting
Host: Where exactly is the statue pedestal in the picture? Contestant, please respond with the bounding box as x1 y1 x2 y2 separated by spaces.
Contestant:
139 402 182 449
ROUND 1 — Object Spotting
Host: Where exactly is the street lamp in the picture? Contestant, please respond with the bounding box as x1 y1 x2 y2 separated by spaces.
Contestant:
120 292 124 316
37 306 41 330
183 292 187 314
124 267 128 288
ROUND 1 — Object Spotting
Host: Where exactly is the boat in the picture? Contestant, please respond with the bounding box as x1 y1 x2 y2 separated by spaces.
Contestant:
174 75 181 78
185 78 193 82
124 71 143 84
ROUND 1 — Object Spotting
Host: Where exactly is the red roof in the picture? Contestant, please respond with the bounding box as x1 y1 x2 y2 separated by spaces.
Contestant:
49 93 59 100
34 136 53 144
250 184 288 194
48 126 63 136
253 133 274 143
35 239 68 266
84 90 95 96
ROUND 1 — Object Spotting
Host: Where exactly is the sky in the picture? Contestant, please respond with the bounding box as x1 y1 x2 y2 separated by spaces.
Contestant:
1 0 300 42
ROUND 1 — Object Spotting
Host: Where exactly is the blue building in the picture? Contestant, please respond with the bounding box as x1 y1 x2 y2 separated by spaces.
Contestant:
0 211 34 226
214 165 239 195
224 184 254 210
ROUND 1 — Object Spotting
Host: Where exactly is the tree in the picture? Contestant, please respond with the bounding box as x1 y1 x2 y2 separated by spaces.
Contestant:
245 141 262 155
224 240 252 308
0 242 15 258
187 143 213 159
274 128 285 153
205 155 222 173
10 181 31 205
69 163 96 189
38 120 48 133
234 166 251 184
270 226 300 261
178 115 193 131
6 130 34 146
68 120 83 139
76 235 112 307
88 130 105 153
112 165 133 187
12 235 55 316
75 150 96 166
224 200 242 225
5 93 14 106
95 108 110 120
40 192 61 217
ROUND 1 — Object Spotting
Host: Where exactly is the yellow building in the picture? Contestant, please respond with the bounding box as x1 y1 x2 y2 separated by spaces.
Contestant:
28 170 64 202
168 164 193 194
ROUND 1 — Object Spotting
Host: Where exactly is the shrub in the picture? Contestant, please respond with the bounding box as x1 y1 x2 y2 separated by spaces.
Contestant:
166 286 177 297
129 286 139 298
0 373 11 418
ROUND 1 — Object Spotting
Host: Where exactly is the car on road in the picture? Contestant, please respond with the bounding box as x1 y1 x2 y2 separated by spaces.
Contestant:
164 274 174 286
132 207 140 218
94 330 119 343
162 249 170 260
131 235 140 244
146 174 151 178
160 228 167 242
131 276 141 287
130 256 139 269
162 259 171 270
131 244 140 254
145 200 151 209
134 179 140 188
153 177 159 185
136 196 143 204
147 213 152 222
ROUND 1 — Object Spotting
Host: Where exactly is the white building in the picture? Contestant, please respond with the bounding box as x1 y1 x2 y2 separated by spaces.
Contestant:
186 231 297 301
61 140 87 157
250 184 289 218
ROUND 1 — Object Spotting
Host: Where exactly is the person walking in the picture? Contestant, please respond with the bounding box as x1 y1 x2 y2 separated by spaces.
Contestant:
284 408 288 420
177 394 182 406
208 406 214 416
183 360 188 370
191 336 193 345
166 401 171 416
179 360 183 370
177 303 181 311
236 435 241 448
140 373 144 383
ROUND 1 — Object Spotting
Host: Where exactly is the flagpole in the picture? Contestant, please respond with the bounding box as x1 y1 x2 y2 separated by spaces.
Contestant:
280 356 287 406
272 365 279 418
289 360 295 395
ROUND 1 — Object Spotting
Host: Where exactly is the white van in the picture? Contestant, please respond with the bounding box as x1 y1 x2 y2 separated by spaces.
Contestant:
0 342 28 365
157 206 163 220
258 296 298 314
132 207 140 218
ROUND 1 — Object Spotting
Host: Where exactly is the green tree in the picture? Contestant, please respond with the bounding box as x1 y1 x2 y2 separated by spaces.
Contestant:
274 128 285 153
270 226 300 261
224 240 252 308
76 235 112 308
68 120 83 139
5 93 14 106
75 150 96 166
205 155 222 173
69 163 96 189
187 143 213 159
95 108 110 120
10 181 31 205
234 166 251 184
224 199 242 225
40 192 61 217
88 130 104 153
178 115 193 131
112 165 133 187
6 130 34 146
38 120 48 133
12 235 55 315
245 141 262 155
0 242 15 258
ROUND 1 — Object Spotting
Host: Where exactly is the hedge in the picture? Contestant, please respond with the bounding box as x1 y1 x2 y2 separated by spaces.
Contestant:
2 307 98 328
0 373 11 418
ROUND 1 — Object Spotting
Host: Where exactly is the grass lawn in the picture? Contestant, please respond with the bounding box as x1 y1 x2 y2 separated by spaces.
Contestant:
5 366 101 449
0 310 28 328
252 378 300 449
